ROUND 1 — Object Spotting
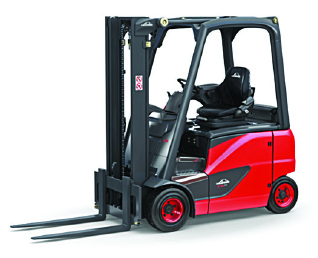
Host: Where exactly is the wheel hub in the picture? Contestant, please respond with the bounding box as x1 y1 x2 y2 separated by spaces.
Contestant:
274 183 294 208
161 198 184 223
278 190 287 200
163 204 173 214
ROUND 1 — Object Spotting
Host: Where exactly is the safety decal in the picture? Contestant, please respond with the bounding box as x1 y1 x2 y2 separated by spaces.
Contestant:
135 75 143 91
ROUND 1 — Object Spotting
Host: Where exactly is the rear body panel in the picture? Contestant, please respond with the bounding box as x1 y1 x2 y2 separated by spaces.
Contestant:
206 131 273 213
190 129 296 215
273 129 295 181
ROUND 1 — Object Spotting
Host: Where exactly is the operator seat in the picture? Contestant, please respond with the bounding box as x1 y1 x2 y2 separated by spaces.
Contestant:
196 67 254 129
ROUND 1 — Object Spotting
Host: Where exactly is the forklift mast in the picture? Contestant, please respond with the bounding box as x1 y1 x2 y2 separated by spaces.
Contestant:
106 17 149 184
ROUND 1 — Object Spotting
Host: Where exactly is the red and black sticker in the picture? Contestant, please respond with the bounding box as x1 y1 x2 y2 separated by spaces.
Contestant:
135 75 143 91
209 166 250 198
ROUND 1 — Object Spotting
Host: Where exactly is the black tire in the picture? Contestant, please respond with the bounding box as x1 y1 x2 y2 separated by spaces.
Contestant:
266 176 298 214
146 188 190 232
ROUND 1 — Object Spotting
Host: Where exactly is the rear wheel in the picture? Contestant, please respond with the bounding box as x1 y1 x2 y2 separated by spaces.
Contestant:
266 176 298 214
146 188 190 232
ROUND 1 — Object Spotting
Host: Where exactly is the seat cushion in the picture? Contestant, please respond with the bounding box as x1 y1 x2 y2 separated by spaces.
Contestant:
197 106 237 118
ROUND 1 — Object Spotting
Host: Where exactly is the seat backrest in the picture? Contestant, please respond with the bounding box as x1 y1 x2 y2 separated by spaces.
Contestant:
218 67 251 107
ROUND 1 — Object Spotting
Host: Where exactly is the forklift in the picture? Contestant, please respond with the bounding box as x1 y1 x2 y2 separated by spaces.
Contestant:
11 16 298 239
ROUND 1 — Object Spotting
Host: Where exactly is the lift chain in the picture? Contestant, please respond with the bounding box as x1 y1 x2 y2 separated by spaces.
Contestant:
120 23 125 175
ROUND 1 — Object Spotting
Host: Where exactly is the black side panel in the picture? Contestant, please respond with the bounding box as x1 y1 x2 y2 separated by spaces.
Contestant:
187 179 209 200
172 172 208 200
209 166 250 198
148 115 177 176
209 133 243 148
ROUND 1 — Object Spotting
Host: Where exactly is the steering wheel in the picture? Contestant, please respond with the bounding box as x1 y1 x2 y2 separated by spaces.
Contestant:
177 78 199 93
177 78 187 88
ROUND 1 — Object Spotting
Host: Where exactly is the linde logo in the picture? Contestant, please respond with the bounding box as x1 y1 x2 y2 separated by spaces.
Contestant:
141 22 153 27
216 179 230 188
232 72 241 78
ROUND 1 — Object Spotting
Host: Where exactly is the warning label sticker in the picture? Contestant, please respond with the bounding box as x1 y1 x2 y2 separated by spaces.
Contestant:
135 75 143 91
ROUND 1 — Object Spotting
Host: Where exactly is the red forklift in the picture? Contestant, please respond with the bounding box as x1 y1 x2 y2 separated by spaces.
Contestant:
11 16 298 239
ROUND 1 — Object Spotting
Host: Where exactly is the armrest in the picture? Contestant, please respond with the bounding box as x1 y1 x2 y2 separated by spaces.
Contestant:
197 83 219 91
234 96 254 118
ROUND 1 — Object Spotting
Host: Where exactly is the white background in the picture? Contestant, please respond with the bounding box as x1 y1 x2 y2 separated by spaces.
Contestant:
1 1 317 257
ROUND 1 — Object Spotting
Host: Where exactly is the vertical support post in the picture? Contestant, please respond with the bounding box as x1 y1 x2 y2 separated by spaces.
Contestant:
121 176 132 227
97 168 107 218
161 25 207 180
129 18 149 186
270 31 290 129
105 17 124 179
221 28 234 72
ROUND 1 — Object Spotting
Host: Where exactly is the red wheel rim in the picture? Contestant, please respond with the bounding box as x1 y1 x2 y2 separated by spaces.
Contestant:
161 198 183 223
274 183 295 208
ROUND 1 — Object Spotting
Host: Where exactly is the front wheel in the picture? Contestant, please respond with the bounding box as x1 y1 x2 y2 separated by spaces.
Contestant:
146 188 190 232
266 176 298 214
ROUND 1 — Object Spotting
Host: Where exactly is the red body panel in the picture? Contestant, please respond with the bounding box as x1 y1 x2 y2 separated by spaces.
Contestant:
273 129 295 181
205 131 273 214
195 199 209 215
193 129 296 215
208 195 270 214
